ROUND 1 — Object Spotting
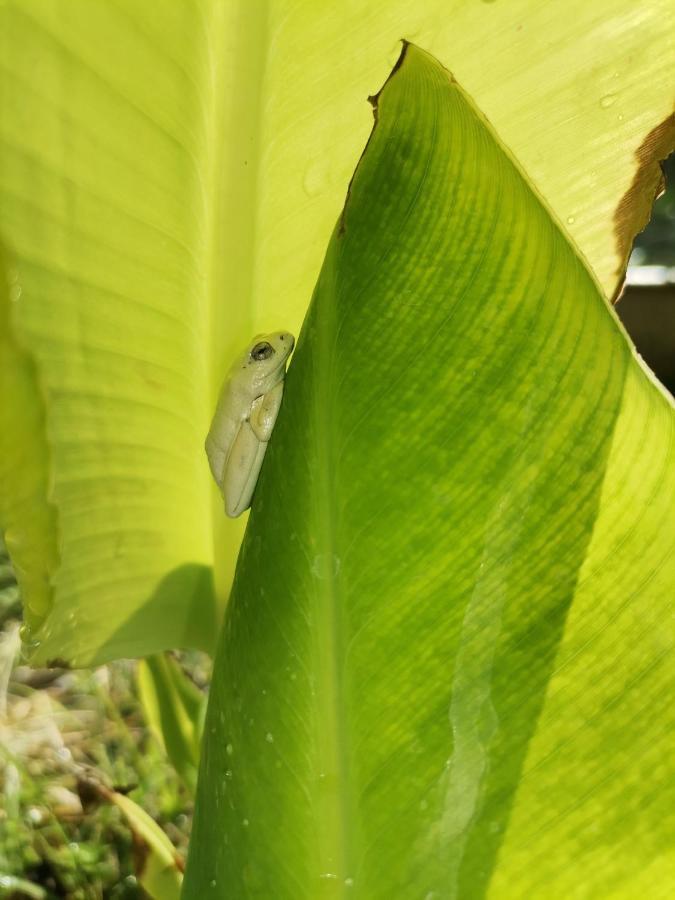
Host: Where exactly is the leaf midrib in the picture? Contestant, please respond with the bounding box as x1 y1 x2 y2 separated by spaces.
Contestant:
311 245 354 892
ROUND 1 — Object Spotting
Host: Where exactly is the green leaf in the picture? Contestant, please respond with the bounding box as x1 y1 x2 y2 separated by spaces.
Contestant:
137 654 205 794
0 1 222 664
183 45 675 898
105 789 183 900
0 2 672 665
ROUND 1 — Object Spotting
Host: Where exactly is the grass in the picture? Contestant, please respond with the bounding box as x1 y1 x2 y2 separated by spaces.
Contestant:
0 544 208 899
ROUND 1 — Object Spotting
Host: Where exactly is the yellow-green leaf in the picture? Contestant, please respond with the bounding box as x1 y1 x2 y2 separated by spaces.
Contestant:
0 1 672 665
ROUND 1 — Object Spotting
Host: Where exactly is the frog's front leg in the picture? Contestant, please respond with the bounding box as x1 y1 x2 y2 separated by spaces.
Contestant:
249 381 284 442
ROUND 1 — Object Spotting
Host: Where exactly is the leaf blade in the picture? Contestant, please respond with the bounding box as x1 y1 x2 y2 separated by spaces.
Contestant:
0 0 218 663
184 45 675 898
1 0 673 665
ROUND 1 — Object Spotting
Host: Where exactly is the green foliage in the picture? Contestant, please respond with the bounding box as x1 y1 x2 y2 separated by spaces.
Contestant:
0 610 192 897
137 654 207 795
0 0 673 667
105 790 183 900
184 46 675 898
0 2 673 897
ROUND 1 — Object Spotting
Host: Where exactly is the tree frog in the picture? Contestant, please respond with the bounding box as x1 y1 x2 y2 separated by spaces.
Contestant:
205 331 295 517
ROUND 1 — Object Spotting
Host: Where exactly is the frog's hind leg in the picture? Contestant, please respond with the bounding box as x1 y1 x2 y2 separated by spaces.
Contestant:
223 421 268 518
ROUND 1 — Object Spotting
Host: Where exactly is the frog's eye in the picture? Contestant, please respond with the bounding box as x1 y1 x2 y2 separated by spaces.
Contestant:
250 341 274 362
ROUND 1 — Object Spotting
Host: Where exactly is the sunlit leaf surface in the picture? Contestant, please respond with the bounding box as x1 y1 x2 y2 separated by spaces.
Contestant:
0 0 672 664
184 46 675 899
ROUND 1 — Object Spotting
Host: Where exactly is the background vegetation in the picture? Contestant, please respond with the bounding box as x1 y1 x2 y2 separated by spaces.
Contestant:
1 538 206 898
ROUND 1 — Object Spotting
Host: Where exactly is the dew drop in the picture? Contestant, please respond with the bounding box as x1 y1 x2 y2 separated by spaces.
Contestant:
600 93 617 108
226 743 234 756
210 879 217 888
345 877 355 888
265 732 274 743
311 553 341 580
242 818 249 827
225 769 233 779
566 215 575 225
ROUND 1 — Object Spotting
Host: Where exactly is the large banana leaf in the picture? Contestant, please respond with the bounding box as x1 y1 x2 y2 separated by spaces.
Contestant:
0 1 673 665
183 46 675 898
